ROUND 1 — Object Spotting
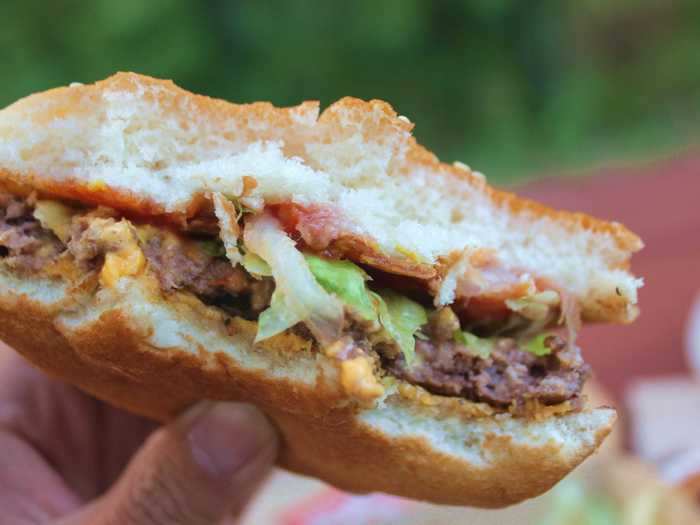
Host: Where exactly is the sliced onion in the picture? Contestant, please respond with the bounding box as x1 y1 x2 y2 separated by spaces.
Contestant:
435 251 481 306
559 288 582 348
506 290 560 322
436 250 519 306
439 250 583 347
243 212 344 345
212 193 243 267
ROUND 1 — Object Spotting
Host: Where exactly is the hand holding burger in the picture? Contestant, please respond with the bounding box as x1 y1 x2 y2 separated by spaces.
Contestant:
0 343 277 524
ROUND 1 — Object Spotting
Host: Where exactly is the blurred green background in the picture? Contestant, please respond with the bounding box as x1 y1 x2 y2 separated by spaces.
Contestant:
2 0 699 183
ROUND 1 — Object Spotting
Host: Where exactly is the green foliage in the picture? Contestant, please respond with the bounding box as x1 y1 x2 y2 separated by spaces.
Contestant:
2 0 699 182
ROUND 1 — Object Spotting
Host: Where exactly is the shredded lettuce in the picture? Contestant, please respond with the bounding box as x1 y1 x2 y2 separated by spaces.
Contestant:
244 214 344 345
453 331 493 358
242 226 428 360
303 255 429 363
255 290 301 342
242 252 272 278
304 254 377 322
524 333 553 356
372 290 427 366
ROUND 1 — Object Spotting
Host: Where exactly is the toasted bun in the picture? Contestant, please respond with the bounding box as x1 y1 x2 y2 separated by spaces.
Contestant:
0 268 614 507
0 73 641 322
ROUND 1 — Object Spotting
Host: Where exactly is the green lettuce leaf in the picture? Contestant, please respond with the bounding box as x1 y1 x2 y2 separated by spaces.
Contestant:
372 290 427 365
253 250 429 362
304 254 376 321
303 255 429 363
244 216 343 345
453 331 493 358
524 333 553 356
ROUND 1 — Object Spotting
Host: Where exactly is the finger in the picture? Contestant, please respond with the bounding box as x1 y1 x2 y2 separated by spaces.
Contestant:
0 346 157 499
0 428 82 523
67 401 278 525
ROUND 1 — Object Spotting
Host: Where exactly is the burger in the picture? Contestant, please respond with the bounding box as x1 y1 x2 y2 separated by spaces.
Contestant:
0 73 643 506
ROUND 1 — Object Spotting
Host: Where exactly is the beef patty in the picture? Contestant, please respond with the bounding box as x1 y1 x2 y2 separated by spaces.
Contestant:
384 335 590 414
0 193 64 272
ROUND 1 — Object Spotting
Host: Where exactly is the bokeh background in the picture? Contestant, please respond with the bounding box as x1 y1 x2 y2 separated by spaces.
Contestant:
3 0 700 183
3 1 700 522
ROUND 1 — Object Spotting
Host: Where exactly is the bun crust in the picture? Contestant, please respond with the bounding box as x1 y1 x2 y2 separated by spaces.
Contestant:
0 270 614 507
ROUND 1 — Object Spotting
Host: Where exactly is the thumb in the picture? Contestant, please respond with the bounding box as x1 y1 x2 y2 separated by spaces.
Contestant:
71 401 278 525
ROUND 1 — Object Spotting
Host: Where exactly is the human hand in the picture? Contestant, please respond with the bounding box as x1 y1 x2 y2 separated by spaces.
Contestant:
0 343 278 524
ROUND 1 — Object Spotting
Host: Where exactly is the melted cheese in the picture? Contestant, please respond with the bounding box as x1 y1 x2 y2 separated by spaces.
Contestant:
340 357 385 402
33 200 75 242
98 221 146 287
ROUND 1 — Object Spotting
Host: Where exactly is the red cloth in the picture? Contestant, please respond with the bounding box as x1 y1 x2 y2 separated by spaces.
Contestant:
519 150 700 402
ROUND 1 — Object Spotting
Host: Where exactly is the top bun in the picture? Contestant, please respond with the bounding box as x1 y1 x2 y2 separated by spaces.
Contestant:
0 73 642 322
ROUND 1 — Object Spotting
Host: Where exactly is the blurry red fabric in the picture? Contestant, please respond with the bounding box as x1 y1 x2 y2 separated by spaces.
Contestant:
519 150 700 402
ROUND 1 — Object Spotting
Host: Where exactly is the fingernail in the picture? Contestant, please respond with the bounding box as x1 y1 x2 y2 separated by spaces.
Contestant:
183 402 277 477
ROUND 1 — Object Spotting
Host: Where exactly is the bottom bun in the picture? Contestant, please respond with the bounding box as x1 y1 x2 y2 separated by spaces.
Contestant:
0 269 615 507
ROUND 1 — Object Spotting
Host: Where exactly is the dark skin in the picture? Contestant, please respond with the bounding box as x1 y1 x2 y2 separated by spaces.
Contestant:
0 343 278 524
